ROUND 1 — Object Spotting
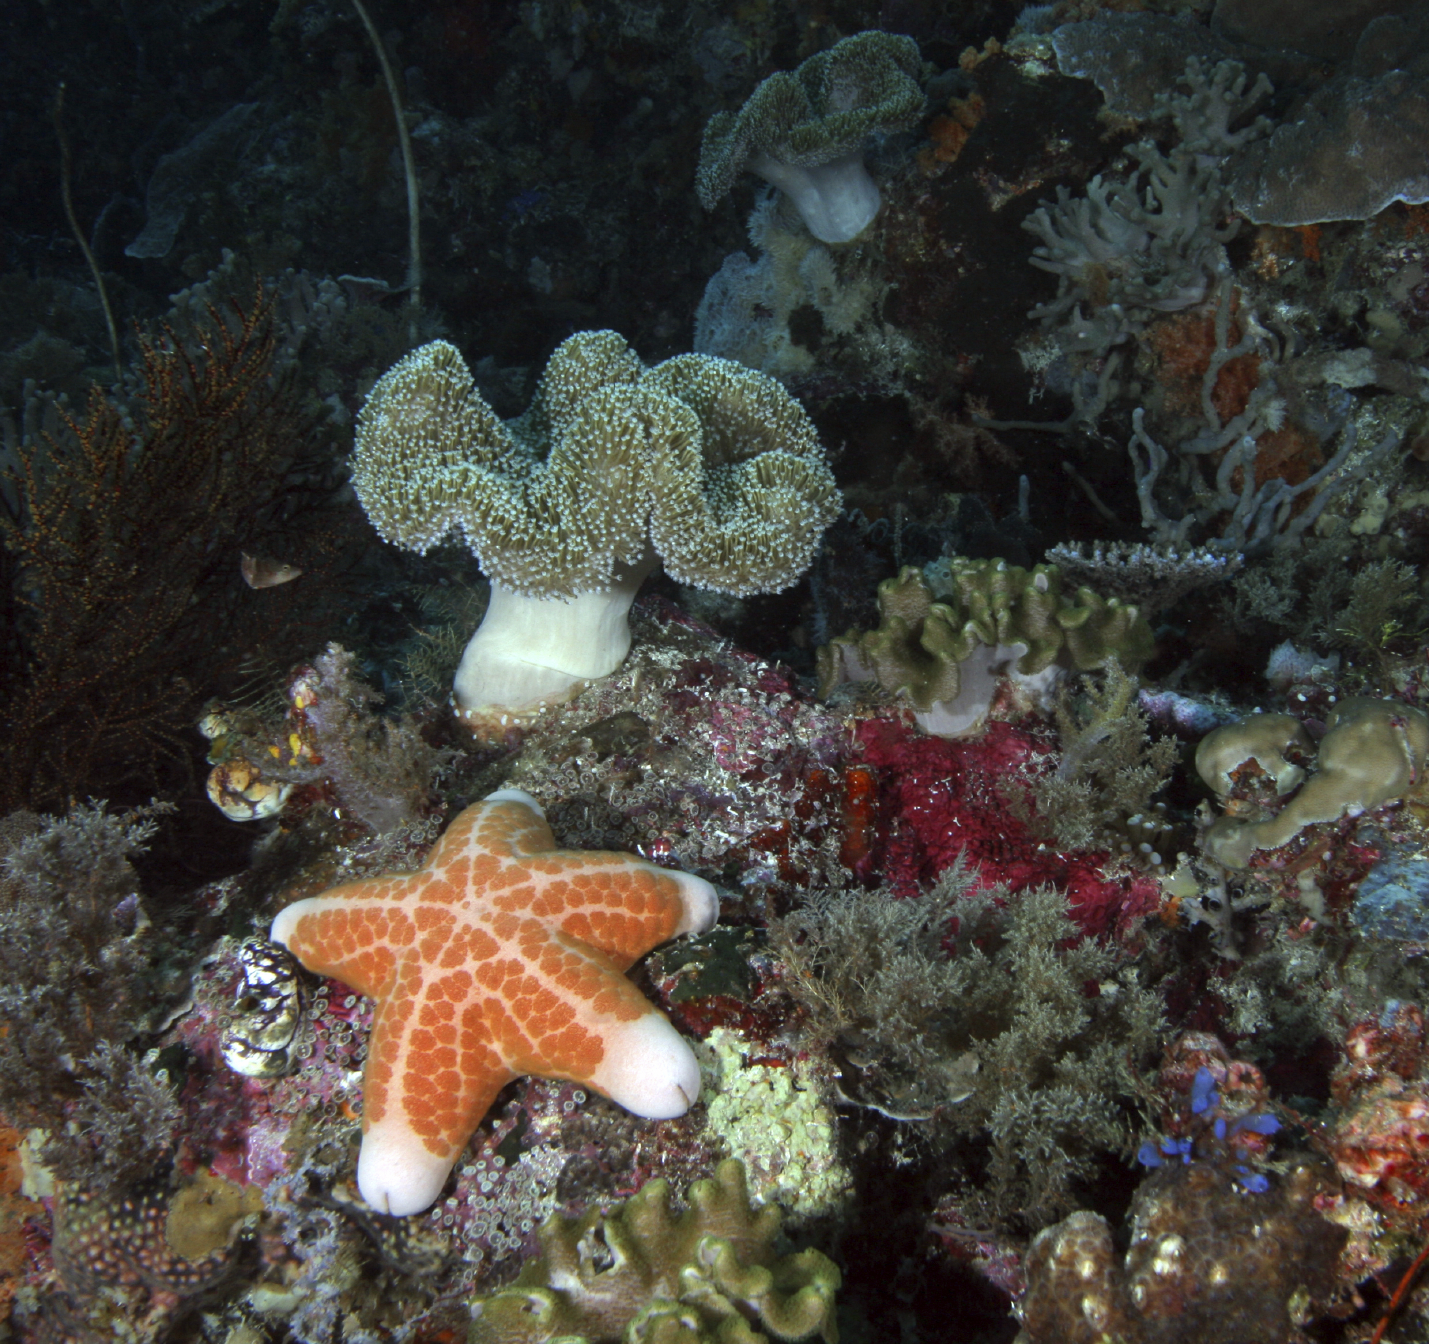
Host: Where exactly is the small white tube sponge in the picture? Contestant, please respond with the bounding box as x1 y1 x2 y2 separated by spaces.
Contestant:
352 332 840 733
696 31 924 244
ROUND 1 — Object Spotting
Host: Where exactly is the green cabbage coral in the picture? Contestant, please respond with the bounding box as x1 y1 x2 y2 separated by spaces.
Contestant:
816 557 1155 736
352 331 839 734
467 1159 840 1344
696 31 923 244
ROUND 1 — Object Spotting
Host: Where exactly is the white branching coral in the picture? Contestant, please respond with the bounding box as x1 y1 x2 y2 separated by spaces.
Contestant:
1023 59 1269 366
353 332 840 732
1023 148 1229 329
1005 57 1273 432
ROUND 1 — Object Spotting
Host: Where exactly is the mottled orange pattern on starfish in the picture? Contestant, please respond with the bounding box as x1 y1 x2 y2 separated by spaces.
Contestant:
270 788 718 1215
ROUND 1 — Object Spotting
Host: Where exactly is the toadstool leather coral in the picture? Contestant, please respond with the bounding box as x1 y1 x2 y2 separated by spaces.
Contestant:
270 788 718 1216
696 30 924 244
352 331 840 735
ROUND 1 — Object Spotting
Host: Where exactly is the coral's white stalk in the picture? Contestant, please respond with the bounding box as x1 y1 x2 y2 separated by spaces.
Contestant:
453 556 656 728
747 150 882 244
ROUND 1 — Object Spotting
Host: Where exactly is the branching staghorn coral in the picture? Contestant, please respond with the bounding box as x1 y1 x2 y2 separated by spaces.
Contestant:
353 331 840 733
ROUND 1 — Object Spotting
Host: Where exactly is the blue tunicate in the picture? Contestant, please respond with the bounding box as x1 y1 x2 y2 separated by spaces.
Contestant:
1190 1066 1218 1115
1138 1136 1195 1167
1235 1167 1270 1193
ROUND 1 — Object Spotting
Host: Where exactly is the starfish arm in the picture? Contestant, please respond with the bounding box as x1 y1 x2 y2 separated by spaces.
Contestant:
357 974 514 1217
516 855 719 963
460 790 558 862
270 882 414 1001
588 1009 703 1118
479 923 702 1115
407 794 563 911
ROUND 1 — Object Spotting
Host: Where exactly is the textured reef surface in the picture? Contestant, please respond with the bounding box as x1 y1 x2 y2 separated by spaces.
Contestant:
7 0 1429 1341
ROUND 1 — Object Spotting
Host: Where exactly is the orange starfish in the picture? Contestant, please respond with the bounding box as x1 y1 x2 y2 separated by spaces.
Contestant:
270 788 718 1216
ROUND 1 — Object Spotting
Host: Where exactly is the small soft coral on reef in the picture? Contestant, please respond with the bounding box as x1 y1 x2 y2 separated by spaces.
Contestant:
202 642 451 835
695 30 924 245
0 802 180 1192
771 869 1162 1231
1021 660 1179 858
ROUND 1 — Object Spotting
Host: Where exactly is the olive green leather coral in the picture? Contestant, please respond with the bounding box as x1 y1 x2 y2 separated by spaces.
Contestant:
816 558 1155 715
467 1159 840 1344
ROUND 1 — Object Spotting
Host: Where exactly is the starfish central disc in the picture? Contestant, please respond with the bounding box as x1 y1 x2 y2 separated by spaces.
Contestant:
270 788 718 1215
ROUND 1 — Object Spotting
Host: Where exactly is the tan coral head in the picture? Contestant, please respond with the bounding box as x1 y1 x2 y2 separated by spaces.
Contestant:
1201 698 1429 867
1194 713 1312 798
352 332 840 737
